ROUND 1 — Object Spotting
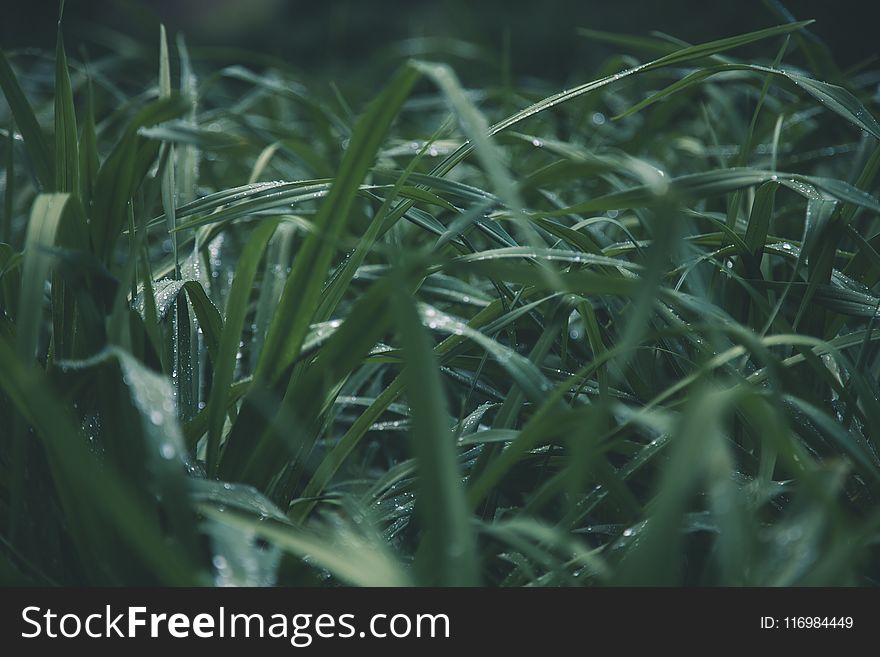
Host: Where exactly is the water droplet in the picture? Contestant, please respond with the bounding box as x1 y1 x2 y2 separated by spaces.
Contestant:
531 138 543 147
160 443 176 460
591 112 606 126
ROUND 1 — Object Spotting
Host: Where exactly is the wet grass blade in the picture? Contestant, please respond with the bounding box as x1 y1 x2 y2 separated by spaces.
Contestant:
0 51 52 188
205 219 277 475
0 337 205 584
159 25 180 278
255 66 421 384
91 97 186 262
53 21 78 195
391 277 479 586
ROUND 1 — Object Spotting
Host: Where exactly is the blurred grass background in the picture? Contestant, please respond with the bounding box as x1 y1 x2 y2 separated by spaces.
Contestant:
4 0 880 83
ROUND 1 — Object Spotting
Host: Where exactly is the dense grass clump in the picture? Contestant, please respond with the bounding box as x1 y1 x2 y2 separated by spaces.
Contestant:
1 15 880 586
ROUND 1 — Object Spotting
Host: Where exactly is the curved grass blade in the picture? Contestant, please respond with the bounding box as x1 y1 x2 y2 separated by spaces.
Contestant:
614 63 880 140
17 193 70 361
200 506 410 587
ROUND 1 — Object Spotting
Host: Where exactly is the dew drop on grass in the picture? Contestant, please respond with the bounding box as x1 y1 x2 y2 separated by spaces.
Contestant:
207 513 281 586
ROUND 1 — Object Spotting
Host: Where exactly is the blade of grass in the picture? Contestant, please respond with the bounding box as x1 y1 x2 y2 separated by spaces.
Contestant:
0 51 52 188
391 275 480 586
254 65 421 384
205 218 278 476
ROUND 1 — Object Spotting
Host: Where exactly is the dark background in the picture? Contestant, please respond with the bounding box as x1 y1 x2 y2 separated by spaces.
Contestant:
2 0 879 81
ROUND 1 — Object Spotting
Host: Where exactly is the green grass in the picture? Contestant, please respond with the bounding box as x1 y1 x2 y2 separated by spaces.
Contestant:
1 10 880 586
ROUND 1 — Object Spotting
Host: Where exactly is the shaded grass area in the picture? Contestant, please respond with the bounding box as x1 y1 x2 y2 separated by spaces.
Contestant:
1 10 880 586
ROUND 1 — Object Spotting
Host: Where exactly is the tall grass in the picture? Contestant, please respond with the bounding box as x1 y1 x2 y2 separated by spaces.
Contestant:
1 12 880 586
